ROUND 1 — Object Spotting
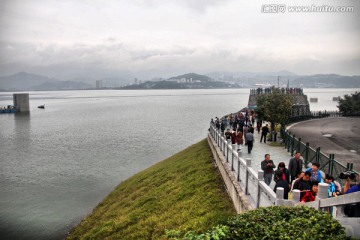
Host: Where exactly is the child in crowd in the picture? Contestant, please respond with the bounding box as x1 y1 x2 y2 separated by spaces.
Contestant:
301 180 319 203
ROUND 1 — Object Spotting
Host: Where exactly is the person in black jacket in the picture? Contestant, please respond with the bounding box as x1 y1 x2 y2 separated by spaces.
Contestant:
274 170 290 199
260 124 269 143
293 171 312 199
288 152 304 183
261 154 276 185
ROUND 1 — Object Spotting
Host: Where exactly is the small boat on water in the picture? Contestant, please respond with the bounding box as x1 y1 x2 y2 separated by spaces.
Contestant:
38 105 45 109
0 105 17 114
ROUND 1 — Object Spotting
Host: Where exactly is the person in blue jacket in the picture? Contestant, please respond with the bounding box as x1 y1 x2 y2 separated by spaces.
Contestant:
324 174 337 197
305 162 323 183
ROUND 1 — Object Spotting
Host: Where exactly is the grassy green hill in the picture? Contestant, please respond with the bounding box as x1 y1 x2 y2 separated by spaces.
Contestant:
67 139 236 240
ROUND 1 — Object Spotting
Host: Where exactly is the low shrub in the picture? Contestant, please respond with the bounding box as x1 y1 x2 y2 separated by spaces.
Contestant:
168 206 353 240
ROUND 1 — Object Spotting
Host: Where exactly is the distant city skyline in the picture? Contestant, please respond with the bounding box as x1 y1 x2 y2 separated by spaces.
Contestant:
0 0 359 80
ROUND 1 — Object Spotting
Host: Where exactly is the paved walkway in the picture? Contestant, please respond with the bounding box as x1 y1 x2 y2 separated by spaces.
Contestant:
288 117 360 173
235 123 293 189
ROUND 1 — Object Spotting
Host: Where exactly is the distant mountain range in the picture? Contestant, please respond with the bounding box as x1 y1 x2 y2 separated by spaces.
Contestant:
0 71 359 91
122 72 360 89
0 72 92 91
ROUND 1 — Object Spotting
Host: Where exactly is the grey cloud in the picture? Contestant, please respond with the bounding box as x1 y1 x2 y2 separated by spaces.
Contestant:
128 0 233 12
0 1 359 79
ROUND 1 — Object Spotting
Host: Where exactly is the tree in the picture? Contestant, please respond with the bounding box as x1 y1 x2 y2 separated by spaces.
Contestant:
255 87 294 133
337 92 360 115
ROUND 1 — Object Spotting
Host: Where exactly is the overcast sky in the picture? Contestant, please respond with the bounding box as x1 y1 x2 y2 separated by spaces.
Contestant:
0 0 359 80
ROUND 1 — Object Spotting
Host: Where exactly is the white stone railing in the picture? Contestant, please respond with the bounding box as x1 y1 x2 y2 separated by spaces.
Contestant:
208 124 277 210
208 124 360 238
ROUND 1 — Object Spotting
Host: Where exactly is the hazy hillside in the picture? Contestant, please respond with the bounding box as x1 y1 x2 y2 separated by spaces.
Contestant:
121 72 237 89
0 72 92 91
33 80 92 90
292 74 360 88
168 72 214 82
1 71 359 91
0 72 60 90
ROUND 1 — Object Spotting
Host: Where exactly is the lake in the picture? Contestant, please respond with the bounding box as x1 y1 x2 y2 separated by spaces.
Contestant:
0 88 356 239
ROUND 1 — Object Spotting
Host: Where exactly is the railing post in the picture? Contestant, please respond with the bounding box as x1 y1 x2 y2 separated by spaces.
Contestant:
225 139 228 157
232 143 237 155
317 183 329 210
219 133 222 149
231 150 236 171
329 154 334 176
305 142 310 166
257 170 264 208
220 132 223 149
228 139 232 161
292 190 301 204
222 136 226 155
316 147 321 164
291 134 296 156
276 187 284 206
220 135 222 150
318 183 328 199
237 158 241 181
287 131 292 152
284 130 288 150
245 158 251 195
297 138 301 153
214 127 217 142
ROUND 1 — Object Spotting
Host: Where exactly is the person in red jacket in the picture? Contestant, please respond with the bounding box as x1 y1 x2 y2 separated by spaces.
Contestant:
301 180 319 203
231 129 237 145
235 129 243 152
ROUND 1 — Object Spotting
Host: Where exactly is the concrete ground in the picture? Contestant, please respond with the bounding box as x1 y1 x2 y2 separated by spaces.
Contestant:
235 125 294 190
287 117 360 173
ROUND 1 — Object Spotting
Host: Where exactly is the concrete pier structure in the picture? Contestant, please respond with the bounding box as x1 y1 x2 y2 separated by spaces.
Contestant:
13 93 30 112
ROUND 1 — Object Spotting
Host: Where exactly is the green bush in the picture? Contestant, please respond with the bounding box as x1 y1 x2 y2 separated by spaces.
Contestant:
169 206 353 240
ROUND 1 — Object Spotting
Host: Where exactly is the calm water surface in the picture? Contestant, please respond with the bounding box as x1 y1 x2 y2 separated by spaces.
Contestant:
0 89 249 240
0 88 356 239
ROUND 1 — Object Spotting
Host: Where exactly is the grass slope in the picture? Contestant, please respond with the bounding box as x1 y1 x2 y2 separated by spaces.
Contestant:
67 139 236 240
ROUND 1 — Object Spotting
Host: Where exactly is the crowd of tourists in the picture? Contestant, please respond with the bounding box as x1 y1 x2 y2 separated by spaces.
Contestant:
211 110 262 154
271 152 359 216
250 87 304 95
210 111 359 217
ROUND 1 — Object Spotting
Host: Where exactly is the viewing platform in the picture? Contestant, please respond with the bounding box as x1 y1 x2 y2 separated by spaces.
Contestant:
248 87 311 117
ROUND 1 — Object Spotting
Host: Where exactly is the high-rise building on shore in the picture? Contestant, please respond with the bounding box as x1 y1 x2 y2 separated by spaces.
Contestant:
96 80 103 89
